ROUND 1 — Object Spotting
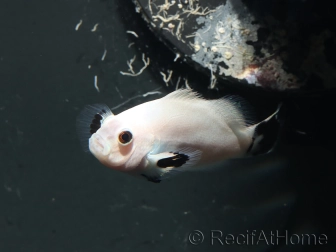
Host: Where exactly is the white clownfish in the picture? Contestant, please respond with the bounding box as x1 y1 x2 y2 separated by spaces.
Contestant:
76 89 280 183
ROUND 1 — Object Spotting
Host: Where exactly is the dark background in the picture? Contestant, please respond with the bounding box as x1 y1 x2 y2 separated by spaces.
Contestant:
0 0 334 251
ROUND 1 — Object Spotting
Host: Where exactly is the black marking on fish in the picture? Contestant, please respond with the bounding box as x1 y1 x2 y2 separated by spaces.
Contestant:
76 104 112 152
141 174 161 183
89 110 106 135
157 152 189 168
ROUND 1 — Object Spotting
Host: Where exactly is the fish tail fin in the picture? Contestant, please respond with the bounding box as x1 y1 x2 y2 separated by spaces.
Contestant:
247 103 283 156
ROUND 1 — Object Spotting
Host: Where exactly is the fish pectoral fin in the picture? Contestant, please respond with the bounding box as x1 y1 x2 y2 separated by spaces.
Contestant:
157 152 189 168
147 152 182 168
147 148 202 169
142 149 202 182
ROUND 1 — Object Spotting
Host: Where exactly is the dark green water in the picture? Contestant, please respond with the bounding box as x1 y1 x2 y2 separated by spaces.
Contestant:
0 1 334 251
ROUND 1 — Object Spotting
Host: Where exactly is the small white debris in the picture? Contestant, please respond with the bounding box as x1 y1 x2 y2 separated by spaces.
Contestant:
88 65 91 69
185 32 197 38
157 0 175 14
175 20 184 40
224 51 233 60
168 23 175 29
186 31 203 39
75 19 83 31
120 54 150 77
101 49 107 61
183 4 216 17
201 42 206 47
152 14 180 23
211 46 218 52
142 91 162 97
91 23 99 32
115 86 123 99
94 75 100 92
178 3 183 8
160 70 173 86
175 76 181 90
184 78 191 89
203 24 212 34
174 53 180 62
218 27 225 34
126 55 137 74
194 44 201 52
128 42 135 48
148 0 153 15
110 88 162 111
126 30 139 38
209 64 217 89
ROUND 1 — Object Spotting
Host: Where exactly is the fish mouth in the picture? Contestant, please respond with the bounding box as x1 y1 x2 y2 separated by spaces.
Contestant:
89 133 111 156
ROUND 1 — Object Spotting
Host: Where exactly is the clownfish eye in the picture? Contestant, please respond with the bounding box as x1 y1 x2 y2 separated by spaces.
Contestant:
118 130 133 144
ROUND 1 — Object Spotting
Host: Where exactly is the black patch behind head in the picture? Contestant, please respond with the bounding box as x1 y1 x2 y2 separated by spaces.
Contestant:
157 152 189 168
76 104 113 152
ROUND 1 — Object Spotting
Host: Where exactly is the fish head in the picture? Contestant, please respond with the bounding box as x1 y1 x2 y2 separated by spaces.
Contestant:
89 114 153 172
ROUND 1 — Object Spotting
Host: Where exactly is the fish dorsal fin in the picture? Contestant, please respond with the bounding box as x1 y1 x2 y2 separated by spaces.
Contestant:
164 89 255 126
76 104 113 152
163 89 203 101
211 95 256 127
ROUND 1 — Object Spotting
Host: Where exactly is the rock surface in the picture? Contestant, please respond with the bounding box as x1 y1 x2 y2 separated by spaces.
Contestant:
134 0 336 91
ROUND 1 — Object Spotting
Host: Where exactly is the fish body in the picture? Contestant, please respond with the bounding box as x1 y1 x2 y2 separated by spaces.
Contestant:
77 89 279 183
